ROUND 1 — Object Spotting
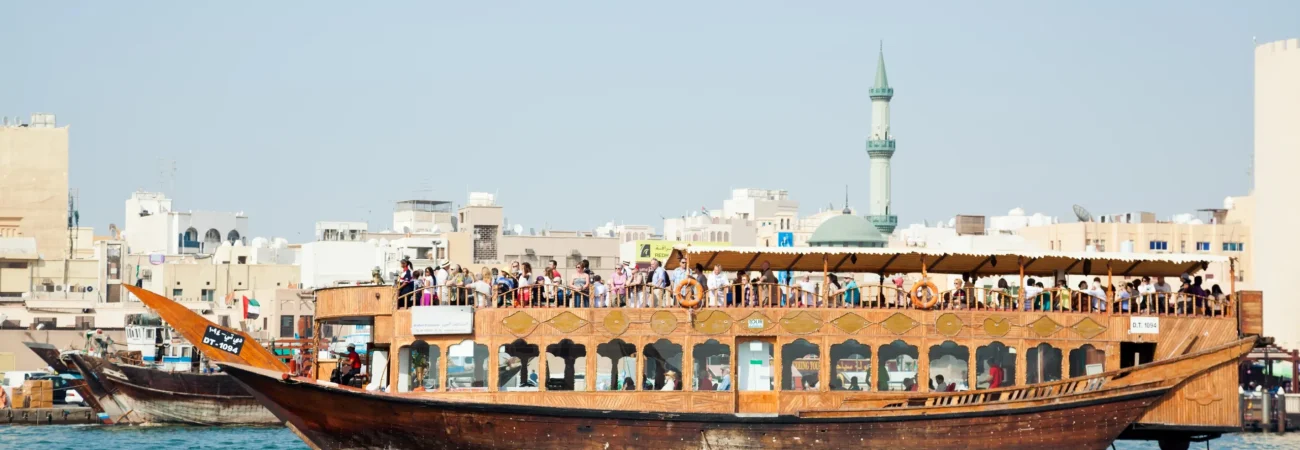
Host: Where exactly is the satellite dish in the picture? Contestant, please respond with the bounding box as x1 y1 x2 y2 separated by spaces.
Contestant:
1072 205 1094 222
513 224 523 235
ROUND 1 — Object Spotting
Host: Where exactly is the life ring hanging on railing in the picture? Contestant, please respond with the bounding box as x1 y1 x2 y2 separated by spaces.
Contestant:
676 278 704 308
911 279 940 310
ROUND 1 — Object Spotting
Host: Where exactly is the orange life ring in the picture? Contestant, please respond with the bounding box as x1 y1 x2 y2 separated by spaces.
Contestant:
676 278 704 308
911 279 940 309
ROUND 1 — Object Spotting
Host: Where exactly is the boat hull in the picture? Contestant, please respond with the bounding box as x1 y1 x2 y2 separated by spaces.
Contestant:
67 353 279 425
222 362 1165 450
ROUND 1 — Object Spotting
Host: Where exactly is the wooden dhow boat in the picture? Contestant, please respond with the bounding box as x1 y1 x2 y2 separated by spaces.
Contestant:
162 247 1252 449
57 285 287 425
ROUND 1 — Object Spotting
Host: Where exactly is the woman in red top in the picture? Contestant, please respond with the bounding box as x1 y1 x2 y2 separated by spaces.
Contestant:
981 359 1003 389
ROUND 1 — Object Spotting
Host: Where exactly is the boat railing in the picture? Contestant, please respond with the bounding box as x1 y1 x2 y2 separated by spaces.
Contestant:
392 282 1232 318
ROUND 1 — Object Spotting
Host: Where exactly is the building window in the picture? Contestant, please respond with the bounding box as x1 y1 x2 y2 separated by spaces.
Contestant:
280 316 294 338
201 289 214 302
1147 241 1169 251
172 288 183 298
1196 242 1210 251
1223 242 1244 252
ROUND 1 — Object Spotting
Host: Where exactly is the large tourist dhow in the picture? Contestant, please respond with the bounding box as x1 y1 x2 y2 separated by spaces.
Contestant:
150 247 1254 450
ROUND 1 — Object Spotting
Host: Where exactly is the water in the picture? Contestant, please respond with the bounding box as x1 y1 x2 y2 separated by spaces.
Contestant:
1 426 1298 449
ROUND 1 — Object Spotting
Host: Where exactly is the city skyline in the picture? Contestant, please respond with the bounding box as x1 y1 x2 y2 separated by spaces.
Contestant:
2 2 1293 239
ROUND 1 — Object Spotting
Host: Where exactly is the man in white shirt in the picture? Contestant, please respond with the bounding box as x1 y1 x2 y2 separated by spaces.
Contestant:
706 265 727 307
799 275 817 307
1153 277 1171 311
671 258 688 287
1021 278 1042 311
434 261 450 304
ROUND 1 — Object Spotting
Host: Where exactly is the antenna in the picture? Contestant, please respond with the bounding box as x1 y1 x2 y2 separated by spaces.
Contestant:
157 158 176 194
1072 205 1094 223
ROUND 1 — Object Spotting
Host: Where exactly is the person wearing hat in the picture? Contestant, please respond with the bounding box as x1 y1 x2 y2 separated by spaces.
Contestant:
661 370 678 391
341 344 362 386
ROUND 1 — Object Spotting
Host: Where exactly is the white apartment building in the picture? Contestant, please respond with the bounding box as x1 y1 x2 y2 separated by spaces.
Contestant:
123 191 249 255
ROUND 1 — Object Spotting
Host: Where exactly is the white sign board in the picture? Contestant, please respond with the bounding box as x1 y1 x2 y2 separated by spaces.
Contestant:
1129 316 1159 334
411 306 474 335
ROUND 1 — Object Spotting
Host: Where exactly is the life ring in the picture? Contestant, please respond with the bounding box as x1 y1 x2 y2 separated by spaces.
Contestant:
911 279 940 309
676 278 704 308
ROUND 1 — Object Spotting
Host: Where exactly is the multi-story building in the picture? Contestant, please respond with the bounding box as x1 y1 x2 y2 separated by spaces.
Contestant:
1254 38 1300 350
0 113 68 258
123 191 249 255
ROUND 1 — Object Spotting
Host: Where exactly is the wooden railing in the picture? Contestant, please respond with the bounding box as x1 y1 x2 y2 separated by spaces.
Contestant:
389 281 1233 318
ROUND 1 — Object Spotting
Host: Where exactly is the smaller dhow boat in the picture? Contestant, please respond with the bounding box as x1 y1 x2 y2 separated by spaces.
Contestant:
148 247 1254 449
62 285 283 425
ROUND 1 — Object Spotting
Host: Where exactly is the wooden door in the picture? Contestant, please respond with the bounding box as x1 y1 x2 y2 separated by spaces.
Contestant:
735 337 777 414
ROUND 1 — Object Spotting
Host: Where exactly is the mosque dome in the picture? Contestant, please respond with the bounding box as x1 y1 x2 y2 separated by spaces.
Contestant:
808 212 887 248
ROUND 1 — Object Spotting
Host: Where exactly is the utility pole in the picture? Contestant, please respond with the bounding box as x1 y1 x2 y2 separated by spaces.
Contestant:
64 190 79 289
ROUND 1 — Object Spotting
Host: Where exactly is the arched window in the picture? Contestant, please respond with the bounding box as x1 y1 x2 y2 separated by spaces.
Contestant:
204 229 221 246
398 341 440 392
878 340 919 391
227 229 241 244
693 339 731 391
643 339 683 391
830 339 871 391
1069 344 1105 378
975 342 1015 388
782 339 821 391
1026 343 1063 384
184 227 198 243
448 340 489 391
928 341 970 392
545 339 587 391
596 339 637 391
498 339 540 391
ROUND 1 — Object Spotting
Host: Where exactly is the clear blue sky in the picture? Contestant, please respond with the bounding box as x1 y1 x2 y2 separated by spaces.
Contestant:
2 2 1295 240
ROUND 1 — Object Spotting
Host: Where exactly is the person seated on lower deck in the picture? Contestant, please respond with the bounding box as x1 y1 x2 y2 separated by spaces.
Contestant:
935 374 954 392
341 344 361 386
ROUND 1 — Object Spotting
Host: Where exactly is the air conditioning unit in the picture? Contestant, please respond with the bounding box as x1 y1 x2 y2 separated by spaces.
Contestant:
55 285 64 292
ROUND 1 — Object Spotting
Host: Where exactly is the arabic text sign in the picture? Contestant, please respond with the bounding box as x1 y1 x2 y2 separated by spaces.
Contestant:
411 306 474 335
201 326 246 355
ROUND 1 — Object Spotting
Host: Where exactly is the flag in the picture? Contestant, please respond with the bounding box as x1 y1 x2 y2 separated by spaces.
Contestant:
244 296 261 320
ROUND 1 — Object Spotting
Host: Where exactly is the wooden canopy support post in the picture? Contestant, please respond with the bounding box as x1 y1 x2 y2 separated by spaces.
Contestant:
1106 262 1113 315
1230 257 1237 316
822 255 830 307
1018 256 1026 308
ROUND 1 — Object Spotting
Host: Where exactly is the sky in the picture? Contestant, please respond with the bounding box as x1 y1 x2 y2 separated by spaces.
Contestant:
2 2 1295 240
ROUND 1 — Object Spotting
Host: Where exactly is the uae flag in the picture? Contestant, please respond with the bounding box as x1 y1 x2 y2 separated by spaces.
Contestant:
243 296 261 320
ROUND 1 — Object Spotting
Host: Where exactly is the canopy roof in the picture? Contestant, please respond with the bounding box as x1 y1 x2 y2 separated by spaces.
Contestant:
664 246 1229 278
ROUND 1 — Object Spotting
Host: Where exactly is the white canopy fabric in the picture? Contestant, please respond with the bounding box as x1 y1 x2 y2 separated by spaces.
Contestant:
664 246 1229 278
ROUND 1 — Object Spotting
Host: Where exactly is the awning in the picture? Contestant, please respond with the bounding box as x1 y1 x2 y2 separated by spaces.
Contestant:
665 246 1229 278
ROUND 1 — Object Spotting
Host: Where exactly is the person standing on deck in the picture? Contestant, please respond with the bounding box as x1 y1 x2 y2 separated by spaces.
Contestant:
649 259 670 306
1021 278 1040 311
396 259 415 309
707 265 727 307
611 263 629 307
672 258 689 288
435 261 450 305
759 261 779 306
1153 277 1172 312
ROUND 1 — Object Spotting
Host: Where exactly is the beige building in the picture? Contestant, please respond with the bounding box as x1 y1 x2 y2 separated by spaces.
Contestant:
1255 38 1300 350
1017 197 1252 291
0 114 69 258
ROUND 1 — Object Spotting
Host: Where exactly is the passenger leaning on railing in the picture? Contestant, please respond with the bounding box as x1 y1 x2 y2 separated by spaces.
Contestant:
396 259 415 309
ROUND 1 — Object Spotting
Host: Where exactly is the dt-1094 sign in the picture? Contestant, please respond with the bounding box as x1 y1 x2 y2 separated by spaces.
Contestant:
202 325 246 355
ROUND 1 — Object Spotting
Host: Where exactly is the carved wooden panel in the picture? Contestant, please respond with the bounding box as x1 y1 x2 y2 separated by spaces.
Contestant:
1071 317 1107 339
935 313 964 337
502 311 541 337
602 310 630 336
982 316 1010 337
881 312 920 335
831 313 870 334
1027 316 1063 338
650 311 679 335
546 311 589 334
693 310 733 335
779 311 824 335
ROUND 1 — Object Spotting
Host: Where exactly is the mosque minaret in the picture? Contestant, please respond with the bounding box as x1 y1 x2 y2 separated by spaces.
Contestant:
866 43 898 235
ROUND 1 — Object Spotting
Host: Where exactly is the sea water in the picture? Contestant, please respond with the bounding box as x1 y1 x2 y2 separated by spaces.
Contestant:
1 426 1299 449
